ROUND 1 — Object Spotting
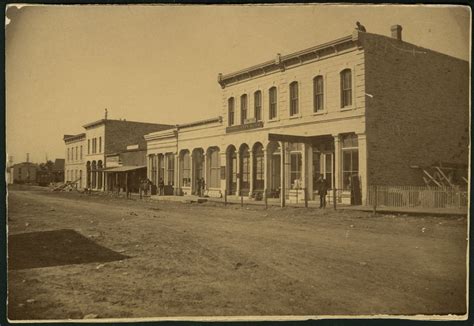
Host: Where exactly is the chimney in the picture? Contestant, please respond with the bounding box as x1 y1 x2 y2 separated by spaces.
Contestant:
391 24 402 41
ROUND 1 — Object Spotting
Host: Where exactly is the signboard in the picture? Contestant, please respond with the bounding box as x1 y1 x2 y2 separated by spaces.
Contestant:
106 155 120 167
226 121 263 134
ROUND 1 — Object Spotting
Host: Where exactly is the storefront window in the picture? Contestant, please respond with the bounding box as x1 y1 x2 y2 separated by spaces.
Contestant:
290 153 302 189
342 134 359 189
208 148 220 188
181 152 191 187
166 154 174 186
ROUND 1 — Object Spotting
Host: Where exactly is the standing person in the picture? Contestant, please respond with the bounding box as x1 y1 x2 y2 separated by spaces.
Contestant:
201 178 206 197
317 176 328 209
139 179 144 199
158 177 165 196
197 177 202 197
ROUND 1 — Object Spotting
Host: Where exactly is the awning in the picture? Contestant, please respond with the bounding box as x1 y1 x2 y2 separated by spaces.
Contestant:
103 165 146 173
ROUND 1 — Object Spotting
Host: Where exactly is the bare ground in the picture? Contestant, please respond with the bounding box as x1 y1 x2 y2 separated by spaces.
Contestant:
6 185 468 320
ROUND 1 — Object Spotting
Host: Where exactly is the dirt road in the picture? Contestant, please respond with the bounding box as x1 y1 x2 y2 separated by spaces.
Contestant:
7 186 468 320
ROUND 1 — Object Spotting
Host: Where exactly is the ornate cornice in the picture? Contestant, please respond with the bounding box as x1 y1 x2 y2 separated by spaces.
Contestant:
218 33 360 88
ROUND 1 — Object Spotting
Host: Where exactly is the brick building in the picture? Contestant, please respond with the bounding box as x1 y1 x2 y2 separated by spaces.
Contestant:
64 119 173 191
10 162 38 184
145 25 469 205
64 133 86 188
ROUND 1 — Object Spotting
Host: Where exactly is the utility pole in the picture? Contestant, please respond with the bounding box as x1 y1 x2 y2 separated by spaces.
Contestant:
26 153 29 163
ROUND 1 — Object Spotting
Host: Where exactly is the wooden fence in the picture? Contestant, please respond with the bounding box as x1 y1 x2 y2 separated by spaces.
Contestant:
367 185 468 209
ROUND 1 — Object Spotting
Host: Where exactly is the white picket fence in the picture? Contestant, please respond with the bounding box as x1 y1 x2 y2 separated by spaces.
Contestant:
367 185 468 208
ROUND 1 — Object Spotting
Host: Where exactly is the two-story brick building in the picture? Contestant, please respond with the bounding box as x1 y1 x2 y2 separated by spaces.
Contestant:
64 133 86 188
145 25 469 205
64 118 173 191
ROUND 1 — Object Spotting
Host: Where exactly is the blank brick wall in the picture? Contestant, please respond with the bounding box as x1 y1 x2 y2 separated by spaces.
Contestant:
362 33 469 186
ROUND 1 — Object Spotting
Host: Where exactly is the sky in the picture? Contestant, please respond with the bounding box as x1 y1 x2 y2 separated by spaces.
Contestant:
5 4 471 164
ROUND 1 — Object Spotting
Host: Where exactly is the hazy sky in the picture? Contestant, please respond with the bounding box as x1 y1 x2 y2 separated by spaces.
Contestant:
6 4 470 163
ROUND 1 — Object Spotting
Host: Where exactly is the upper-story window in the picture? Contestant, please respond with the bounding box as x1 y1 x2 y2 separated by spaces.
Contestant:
99 137 102 153
289 81 299 116
80 146 83 160
87 139 90 154
313 76 324 112
254 90 262 121
269 87 277 120
228 97 235 126
340 69 352 108
240 94 248 124
67 148 70 162
75 146 78 160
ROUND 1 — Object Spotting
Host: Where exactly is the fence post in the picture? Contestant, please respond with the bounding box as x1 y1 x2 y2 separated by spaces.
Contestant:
333 188 336 210
224 190 227 207
373 185 377 215
304 188 308 208
240 190 243 208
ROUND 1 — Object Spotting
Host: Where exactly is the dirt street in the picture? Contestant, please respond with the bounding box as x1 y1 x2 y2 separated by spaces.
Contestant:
7 186 468 320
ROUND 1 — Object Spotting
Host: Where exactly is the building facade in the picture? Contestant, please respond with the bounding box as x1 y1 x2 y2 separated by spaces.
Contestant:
10 162 38 184
145 25 469 205
64 119 173 191
64 133 86 188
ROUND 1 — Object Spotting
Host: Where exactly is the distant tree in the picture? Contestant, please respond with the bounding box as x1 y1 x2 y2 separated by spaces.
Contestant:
39 160 54 172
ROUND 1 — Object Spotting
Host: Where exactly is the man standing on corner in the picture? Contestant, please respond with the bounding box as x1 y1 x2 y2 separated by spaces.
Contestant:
317 176 329 209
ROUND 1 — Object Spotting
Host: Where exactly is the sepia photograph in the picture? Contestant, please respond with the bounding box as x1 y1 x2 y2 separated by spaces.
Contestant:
5 3 470 322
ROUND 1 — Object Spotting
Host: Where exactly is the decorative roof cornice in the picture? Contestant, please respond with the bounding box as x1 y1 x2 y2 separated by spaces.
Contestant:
63 133 86 142
218 33 359 88
177 116 222 129
144 128 178 142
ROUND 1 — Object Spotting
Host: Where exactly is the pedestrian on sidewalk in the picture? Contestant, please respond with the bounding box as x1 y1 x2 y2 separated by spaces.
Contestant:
197 178 202 197
158 177 164 196
317 176 328 209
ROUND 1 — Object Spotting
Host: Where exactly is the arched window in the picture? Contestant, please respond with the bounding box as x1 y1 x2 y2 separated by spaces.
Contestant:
240 94 248 124
228 97 235 126
313 76 324 112
269 87 277 120
289 81 299 116
340 69 352 108
254 91 262 121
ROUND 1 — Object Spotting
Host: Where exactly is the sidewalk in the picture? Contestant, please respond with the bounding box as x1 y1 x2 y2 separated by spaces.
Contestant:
149 194 468 216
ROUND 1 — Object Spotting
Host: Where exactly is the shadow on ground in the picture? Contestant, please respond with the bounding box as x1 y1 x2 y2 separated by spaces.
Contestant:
8 229 128 270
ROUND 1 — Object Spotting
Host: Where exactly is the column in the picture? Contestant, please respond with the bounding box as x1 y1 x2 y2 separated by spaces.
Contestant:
263 148 269 194
236 151 241 195
189 153 194 194
279 141 285 207
357 133 368 205
307 144 313 200
249 150 254 196
333 134 342 191
203 152 208 192
174 153 180 195
302 143 309 200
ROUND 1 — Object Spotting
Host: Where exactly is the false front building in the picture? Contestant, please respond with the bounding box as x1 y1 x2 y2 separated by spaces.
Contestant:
145 25 469 205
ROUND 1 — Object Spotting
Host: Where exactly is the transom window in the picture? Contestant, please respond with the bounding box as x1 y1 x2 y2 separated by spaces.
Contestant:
289 81 299 116
228 97 235 126
313 76 324 112
340 69 352 108
269 87 277 120
240 94 248 124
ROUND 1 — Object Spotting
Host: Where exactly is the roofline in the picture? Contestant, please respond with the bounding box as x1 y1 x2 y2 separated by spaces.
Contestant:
178 116 222 129
63 133 86 142
82 118 174 129
218 34 356 87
